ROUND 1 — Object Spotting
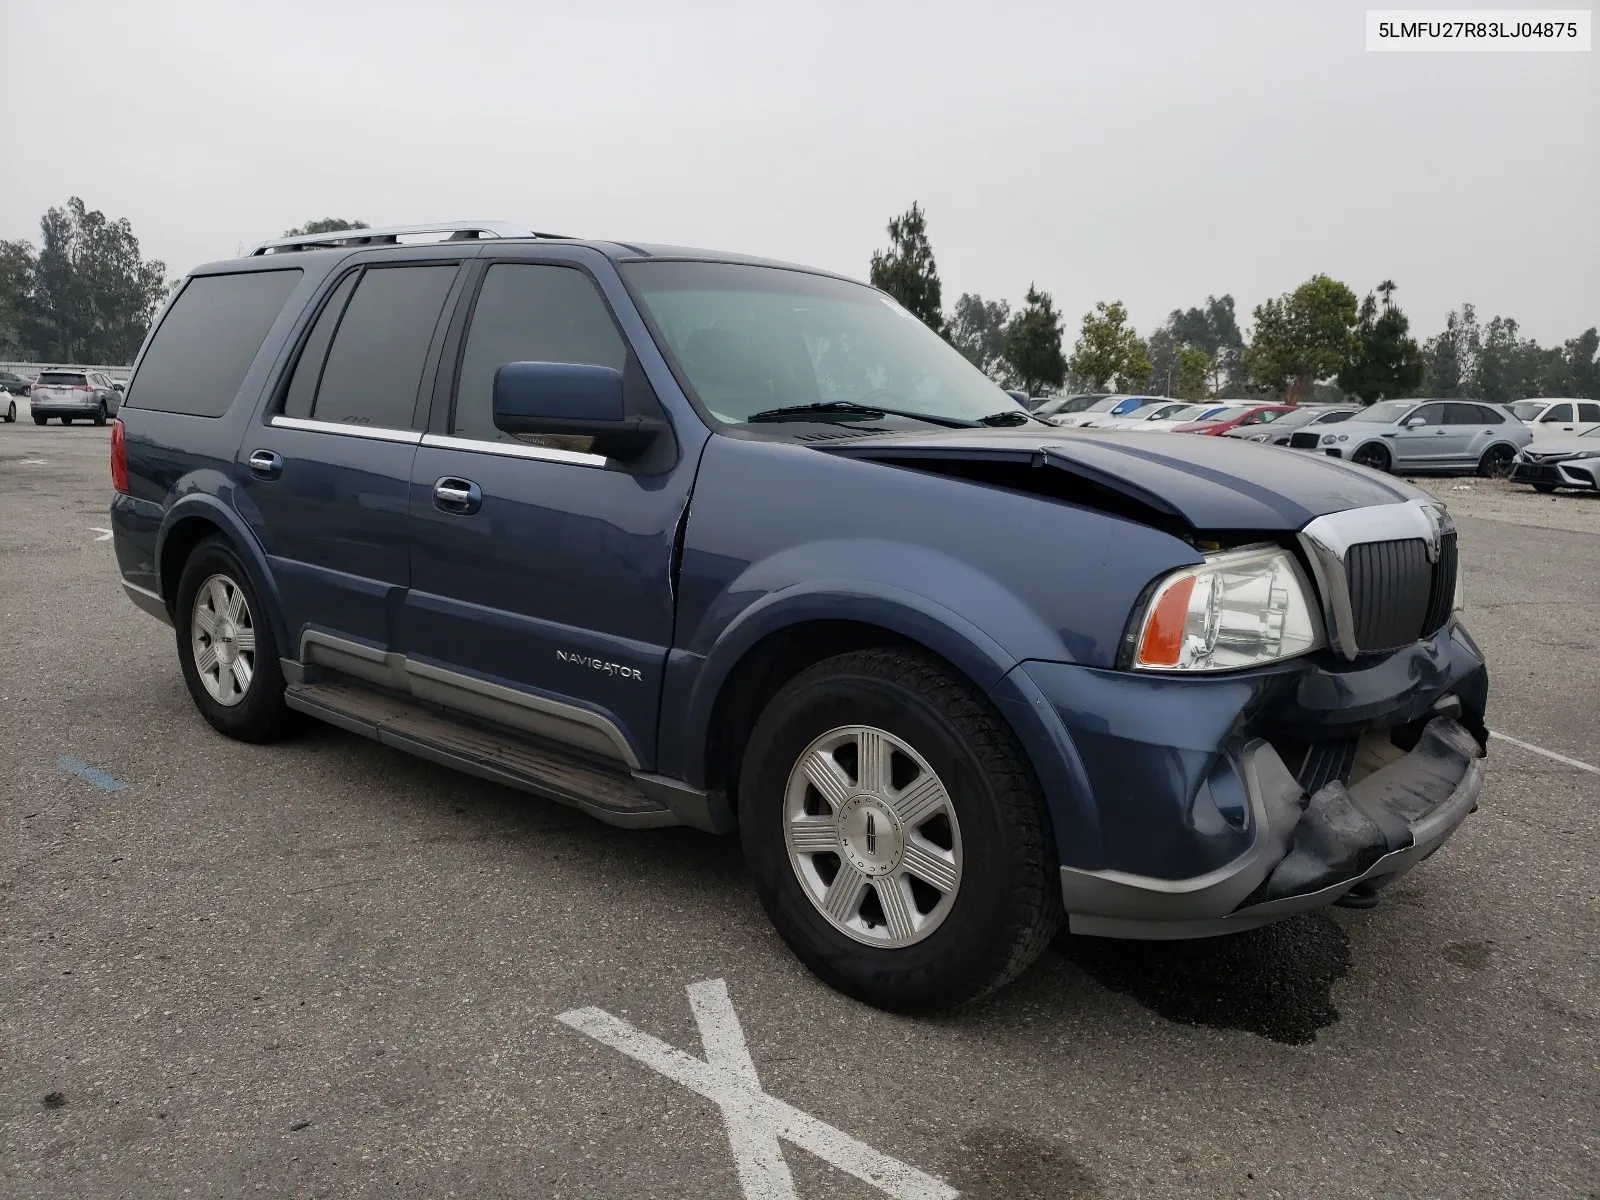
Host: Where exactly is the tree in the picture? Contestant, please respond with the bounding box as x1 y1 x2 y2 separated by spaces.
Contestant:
1146 294 1244 397
1001 285 1067 396
1174 345 1213 400
282 218 369 237
1558 328 1600 399
1421 304 1480 397
948 293 1012 382
1243 274 1359 404
21 198 168 365
869 202 944 333
1337 280 1424 403
0 239 35 358
1066 300 1149 392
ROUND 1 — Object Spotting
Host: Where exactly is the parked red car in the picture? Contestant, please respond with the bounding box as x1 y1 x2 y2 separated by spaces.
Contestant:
1172 403 1297 436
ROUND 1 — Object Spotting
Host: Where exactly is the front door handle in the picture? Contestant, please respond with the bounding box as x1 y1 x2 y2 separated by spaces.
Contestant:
433 476 482 515
247 449 283 479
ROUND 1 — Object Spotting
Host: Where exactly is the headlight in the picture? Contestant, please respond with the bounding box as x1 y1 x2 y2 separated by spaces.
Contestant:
1250 433 1268 442
1322 434 1336 444
1130 546 1324 671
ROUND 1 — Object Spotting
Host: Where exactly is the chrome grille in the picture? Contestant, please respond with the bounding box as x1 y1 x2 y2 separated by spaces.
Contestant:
1344 532 1456 653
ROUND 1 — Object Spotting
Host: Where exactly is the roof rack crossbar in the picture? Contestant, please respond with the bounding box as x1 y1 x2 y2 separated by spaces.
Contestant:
247 220 541 256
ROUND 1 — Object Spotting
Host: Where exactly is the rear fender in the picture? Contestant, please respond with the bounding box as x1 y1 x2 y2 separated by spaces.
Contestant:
156 490 290 657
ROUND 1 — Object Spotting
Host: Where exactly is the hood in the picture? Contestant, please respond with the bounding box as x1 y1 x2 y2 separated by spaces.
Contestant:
816 427 1427 531
1524 435 1600 456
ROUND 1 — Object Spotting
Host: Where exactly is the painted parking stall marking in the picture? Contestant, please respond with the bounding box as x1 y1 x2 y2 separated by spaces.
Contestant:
1490 730 1599 775
558 978 958 1200
56 755 127 791
89 526 112 542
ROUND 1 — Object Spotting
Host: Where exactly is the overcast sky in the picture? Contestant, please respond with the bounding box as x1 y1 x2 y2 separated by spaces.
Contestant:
2 0 1595 345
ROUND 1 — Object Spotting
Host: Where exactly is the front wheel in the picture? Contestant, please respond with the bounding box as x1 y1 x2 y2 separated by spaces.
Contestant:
4 400 14 422
739 648 1061 1012
175 537 295 743
93 401 107 427
60 416 72 426
1477 444 1515 478
33 414 47 426
1351 442 1391 473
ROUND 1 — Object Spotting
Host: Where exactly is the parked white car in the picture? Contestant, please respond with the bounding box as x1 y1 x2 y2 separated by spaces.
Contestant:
1509 427 1600 493
1508 399 1600 441
1052 394 1169 428
1133 402 1244 433
1083 401 1194 430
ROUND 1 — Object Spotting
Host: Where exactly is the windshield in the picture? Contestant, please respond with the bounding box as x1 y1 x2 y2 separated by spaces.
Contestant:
1360 400 1415 424
1191 406 1242 423
1270 408 1328 428
624 261 1017 426
1507 401 1545 421
1122 403 1171 421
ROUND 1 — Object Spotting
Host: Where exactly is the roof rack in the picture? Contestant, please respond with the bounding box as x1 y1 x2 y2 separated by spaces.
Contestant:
247 220 564 256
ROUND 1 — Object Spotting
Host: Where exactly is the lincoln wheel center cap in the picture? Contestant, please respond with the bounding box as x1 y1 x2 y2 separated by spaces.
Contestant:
837 794 905 877
215 618 238 665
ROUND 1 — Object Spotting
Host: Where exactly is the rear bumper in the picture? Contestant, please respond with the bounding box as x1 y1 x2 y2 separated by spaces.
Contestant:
31 399 103 416
1060 716 1483 938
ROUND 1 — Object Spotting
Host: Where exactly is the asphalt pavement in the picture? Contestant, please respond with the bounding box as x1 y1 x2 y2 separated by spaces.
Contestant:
3 409 1596 1199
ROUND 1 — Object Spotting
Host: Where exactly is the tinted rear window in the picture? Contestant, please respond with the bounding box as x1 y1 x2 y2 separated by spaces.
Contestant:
38 372 88 386
126 269 302 417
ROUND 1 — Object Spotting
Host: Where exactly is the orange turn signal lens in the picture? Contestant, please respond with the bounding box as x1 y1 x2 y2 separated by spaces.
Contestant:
1137 575 1195 667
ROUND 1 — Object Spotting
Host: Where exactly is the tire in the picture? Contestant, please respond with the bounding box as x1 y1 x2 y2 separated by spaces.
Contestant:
33 414 47 426
1532 482 1557 494
739 648 1061 1013
1477 443 1515 478
174 536 295 743
60 417 72 426
1351 442 1391 472
93 401 107 427
4 400 14 423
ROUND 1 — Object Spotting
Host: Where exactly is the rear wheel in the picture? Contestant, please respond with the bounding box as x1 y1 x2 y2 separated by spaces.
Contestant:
33 414 47 426
1351 442 1391 472
1477 444 1515 478
175 537 295 743
739 648 1061 1012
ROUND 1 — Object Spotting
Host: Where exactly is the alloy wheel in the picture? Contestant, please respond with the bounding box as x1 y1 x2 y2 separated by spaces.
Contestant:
190 573 257 706
783 725 963 948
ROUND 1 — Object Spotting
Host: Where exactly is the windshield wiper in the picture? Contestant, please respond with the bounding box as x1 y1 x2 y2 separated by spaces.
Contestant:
745 401 977 428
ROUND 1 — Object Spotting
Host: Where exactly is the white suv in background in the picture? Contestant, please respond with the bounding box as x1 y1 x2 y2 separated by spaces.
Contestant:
1509 399 1600 441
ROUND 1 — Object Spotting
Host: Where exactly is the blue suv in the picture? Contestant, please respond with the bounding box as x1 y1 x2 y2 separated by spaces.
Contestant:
110 222 1490 1012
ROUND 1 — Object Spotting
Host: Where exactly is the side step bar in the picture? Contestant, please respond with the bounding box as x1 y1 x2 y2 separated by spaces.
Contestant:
285 680 679 830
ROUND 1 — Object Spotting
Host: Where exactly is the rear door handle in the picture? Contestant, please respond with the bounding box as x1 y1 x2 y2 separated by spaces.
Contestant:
433 476 482 515
247 449 283 479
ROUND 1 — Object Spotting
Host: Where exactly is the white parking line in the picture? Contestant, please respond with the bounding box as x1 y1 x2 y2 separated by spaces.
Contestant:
89 527 112 542
1490 731 1598 775
558 978 957 1200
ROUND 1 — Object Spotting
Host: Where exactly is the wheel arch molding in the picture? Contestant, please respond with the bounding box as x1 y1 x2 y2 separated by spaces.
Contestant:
156 494 290 657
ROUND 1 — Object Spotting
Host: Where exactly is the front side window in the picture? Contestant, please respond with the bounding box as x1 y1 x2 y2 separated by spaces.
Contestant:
126 269 302 417
312 264 458 429
453 263 628 444
625 261 1015 426
1409 404 1446 426
1540 403 1574 423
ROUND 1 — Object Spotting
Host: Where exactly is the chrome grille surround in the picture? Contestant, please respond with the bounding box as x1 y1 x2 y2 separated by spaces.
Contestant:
1297 499 1455 660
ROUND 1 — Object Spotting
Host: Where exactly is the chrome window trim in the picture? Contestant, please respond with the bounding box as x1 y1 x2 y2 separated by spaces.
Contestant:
1297 498 1453 660
268 415 423 444
419 432 607 468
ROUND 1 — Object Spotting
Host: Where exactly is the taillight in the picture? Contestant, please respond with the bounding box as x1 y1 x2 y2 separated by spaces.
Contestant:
111 420 129 494
75 384 93 391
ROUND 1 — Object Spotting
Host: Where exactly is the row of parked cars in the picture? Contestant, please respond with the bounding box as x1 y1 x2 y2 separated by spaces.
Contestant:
1028 393 1600 491
0 368 127 425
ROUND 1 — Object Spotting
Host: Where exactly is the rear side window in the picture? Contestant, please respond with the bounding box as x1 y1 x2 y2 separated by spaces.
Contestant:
311 265 458 429
1475 404 1505 424
453 263 627 444
1444 402 1485 425
1579 403 1600 422
281 271 359 419
38 372 88 386
126 269 302 417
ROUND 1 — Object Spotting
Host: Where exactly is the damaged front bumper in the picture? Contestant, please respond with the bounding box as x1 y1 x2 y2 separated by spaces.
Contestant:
1059 715 1483 938
999 621 1490 939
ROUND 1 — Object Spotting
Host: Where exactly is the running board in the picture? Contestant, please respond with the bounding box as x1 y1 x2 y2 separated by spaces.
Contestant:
284 680 678 829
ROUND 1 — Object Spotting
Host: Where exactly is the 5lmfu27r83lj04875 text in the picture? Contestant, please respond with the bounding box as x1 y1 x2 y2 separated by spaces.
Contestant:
109 221 1488 1012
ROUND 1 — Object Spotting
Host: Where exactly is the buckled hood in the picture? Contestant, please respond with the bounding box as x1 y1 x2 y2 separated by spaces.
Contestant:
818 428 1428 531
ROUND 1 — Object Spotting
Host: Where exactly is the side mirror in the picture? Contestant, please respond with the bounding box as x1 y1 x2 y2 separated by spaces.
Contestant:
112 382 126 393
492 361 665 461
1404 416 1426 428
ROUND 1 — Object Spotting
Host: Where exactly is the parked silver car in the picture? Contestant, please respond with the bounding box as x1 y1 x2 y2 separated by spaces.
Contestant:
1290 399 1530 476
1509 427 1600 493
29 369 122 426
1225 405 1358 446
